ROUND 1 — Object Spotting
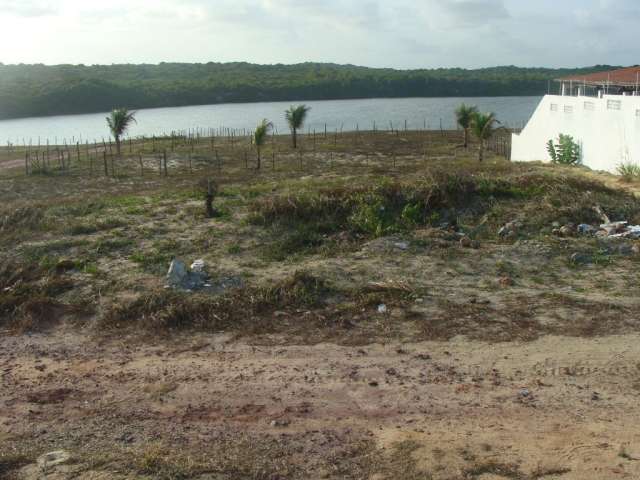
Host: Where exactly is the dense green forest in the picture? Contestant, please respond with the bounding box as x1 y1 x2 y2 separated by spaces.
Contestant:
0 62 618 120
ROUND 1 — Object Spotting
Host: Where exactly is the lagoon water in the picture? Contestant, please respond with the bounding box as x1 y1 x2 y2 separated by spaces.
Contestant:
0 96 540 145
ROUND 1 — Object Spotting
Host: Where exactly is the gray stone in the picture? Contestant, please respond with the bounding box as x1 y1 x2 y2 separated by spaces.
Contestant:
570 252 593 265
393 241 409 250
167 259 209 290
518 388 530 398
166 260 188 287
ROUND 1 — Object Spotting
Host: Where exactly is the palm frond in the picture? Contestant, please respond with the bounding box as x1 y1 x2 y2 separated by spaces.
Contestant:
285 105 311 130
455 104 478 129
471 111 499 140
106 108 137 139
254 119 273 147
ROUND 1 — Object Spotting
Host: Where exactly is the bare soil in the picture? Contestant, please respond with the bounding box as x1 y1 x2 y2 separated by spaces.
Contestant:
2 330 640 479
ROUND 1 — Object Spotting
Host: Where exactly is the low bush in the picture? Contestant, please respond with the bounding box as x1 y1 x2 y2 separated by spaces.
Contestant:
0 259 76 331
249 171 640 254
617 162 640 182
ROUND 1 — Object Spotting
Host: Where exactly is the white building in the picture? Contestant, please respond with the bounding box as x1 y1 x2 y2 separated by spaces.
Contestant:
511 67 640 173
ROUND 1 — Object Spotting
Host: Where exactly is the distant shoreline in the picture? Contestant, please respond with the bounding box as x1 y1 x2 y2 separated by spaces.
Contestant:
0 94 543 123
0 62 616 121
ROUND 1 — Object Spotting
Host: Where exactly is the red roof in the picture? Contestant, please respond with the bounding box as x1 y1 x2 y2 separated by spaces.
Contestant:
558 66 640 87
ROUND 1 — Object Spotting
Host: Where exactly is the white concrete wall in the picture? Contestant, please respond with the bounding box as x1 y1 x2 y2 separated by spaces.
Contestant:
511 94 640 173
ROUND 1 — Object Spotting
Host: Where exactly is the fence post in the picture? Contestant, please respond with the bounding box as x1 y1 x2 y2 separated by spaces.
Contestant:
163 150 168 176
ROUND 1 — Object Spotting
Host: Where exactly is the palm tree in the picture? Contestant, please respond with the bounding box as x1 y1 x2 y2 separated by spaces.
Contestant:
470 112 500 162
254 119 273 170
455 104 478 149
106 108 136 156
285 105 311 149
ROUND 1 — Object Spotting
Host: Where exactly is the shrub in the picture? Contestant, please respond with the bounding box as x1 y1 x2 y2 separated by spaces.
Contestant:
547 134 581 165
99 271 331 332
617 162 640 182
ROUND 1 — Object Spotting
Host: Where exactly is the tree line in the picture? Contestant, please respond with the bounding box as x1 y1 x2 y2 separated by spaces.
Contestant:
0 62 618 120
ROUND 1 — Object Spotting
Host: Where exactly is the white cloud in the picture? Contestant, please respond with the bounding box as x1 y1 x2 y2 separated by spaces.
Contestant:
0 0 637 68
0 0 57 17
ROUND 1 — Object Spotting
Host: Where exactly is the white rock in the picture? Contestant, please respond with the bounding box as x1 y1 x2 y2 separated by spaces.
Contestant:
190 259 206 273
37 450 72 469
393 241 409 250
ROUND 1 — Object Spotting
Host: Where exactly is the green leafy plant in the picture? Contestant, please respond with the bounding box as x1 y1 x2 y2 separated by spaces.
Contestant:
285 105 311 149
254 119 273 170
455 104 478 149
547 134 581 165
401 203 423 226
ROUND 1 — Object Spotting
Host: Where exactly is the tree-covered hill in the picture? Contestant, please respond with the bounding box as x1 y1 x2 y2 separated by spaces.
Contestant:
0 62 617 120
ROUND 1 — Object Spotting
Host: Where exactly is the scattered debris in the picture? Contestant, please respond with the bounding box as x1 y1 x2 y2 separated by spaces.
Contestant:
600 221 628 236
590 204 640 238
560 225 574 237
166 259 209 291
593 204 611 224
498 221 521 239
577 224 597 236
608 224 640 239
377 304 388 314
270 419 290 428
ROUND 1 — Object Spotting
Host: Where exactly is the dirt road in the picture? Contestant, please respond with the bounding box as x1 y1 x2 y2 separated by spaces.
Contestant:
2 329 639 479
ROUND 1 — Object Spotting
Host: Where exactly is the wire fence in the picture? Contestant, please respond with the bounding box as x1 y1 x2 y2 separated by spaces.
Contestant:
2 123 518 179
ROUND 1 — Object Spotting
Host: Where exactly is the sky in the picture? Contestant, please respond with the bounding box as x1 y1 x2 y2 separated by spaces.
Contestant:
0 0 637 69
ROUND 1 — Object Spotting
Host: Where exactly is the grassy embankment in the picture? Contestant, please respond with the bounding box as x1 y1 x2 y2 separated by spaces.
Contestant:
1 128 639 342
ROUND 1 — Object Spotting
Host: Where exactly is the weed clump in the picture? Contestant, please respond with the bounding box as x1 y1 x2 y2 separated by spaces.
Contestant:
618 162 640 182
100 271 332 333
250 171 640 257
0 259 75 331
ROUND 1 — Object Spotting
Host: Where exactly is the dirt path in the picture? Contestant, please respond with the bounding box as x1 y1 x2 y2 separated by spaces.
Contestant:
2 329 640 479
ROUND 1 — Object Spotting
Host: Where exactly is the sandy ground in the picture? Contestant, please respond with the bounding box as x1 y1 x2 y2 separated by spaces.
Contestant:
0 157 24 171
2 328 639 479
